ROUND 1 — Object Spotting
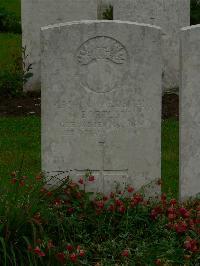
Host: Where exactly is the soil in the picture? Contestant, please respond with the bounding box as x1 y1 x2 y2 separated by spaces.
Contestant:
0 93 179 119
162 93 179 120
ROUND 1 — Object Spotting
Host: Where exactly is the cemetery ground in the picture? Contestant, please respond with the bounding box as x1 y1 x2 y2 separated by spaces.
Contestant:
1 91 196 265
0 123 199 265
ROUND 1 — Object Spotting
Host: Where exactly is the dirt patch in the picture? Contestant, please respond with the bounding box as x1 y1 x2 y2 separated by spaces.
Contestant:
0 93 179 119
0 92 41 117
162 93 179 120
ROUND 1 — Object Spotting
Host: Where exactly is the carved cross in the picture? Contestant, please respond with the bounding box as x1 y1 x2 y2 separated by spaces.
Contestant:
75 141 128 181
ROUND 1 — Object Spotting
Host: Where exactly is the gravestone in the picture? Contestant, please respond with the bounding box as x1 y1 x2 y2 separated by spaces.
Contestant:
180 25 200 199
41 20 162 195
21 0 98 91
114 0 190 92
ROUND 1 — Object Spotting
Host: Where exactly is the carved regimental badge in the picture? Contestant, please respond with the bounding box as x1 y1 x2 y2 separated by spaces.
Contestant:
77 36 129 93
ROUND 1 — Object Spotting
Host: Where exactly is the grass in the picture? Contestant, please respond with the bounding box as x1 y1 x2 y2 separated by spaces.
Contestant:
162 119 179 197
0 117 179 197
0 116 41 179
0 0 21 19
0 33 22 70
0 0 22 71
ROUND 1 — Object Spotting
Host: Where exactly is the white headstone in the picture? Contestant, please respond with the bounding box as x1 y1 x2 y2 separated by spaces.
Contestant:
180 25 200 199
114 0 190 92
41 20 162 195
21 0 98 91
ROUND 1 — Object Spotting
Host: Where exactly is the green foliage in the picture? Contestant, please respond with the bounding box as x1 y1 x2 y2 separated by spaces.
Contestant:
0 0 20 19
191 0 200 25
102 5 113 20
0 33 21 69
0 172 199 265
0 6 21 34
0 46 33 97
0 117 41 179
162 119 179 198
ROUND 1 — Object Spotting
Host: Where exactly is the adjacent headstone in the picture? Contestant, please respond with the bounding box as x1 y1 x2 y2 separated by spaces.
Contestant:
180 25 200 199
114 0 190 92
21 0 98 91
41 20 162 195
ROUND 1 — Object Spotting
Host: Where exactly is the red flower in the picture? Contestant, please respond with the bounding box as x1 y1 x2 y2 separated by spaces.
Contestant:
47 240 55 250
66 244 73 252
88 175 95 182
155 259 162 265
47 191 53 197
174 221 187 234
127 186 134 193
115 199 123 207
78 178 84 185
78 249 85 257
188 219 196 230
11 178 17 184
119 205 126 213
167 207 176 214
22 175 28 179
184 237 199 253
168 212 176 221
19 180 25 187
103 196 108 201
135 193 143 202
56 252 66 264
70 253 78 262
96 200 104 209
121 249 129 257
170 199 177 206
34 246 45 257
150 209 159 220
54 198 62 206
179 207 190 218
108 204 115 212
67 207 75 214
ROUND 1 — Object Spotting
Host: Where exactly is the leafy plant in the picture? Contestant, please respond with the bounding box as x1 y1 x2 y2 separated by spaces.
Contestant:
0 169 199 265
191 0 200 25
102 5 113 20
0 46 33 97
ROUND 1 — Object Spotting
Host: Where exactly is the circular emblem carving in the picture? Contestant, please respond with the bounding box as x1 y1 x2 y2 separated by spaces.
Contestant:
77 36 129 93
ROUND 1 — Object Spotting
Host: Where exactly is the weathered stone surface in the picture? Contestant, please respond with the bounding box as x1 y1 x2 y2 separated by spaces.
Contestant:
114 0 190 92
41 20 162 195
21 0 97 91
180 25 200 199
